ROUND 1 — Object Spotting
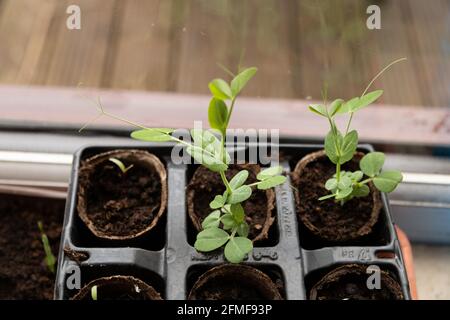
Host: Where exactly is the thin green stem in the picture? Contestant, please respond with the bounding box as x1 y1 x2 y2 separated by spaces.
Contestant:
358 178 373 185
225 98 236 128
220 171 232 194
336 162 341 181
345 57 406 135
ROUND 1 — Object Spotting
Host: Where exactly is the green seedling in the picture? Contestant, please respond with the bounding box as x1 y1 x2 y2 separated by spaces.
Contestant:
80 67 286 263
37 221 56 274
309 58 406 204
108 157 134 174
91 285 98 300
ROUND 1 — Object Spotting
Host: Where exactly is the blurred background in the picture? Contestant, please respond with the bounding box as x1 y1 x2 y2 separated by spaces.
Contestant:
0 0 449 299
0 0 449 105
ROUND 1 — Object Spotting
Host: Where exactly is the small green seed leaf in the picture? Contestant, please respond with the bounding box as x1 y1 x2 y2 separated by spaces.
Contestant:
373 170 403 193
194 227 230 252
231 67 257 97
220 213 236 230
131 128 174 142
208 98 228 133
209 79 232 100
224 237 253 263
91 285 98 301
230 203 245 222
210 195 225 209
324 130 343 164
338 97 359 114
236 222 249 237
227 185 252 204
221 213 236 230
352 184 370 197
340 130 358 164
360 152 385 177
352 90 383 112
257 175 286 190
257 166 283 180
325 178 338 191
109 158 134 174
201 210 221 229
229 170 249 190
308 104 328 117
336 187 353 199
329 99 344 117
338 176 352 189
351 171 364 182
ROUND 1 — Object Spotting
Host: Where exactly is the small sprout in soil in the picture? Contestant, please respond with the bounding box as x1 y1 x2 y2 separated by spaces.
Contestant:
108 157 134 174
91 285 98 300
37 221 56 274
79 66 286 264
309 58 406 204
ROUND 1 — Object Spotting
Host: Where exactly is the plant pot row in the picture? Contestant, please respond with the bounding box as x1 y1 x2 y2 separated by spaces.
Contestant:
55 143 411 300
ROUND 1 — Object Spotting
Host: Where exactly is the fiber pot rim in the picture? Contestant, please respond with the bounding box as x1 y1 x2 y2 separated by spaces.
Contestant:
188 264 283 300
71 275 162 300
292 150 382 241
309 264 404 300
77 149 167 240
186 163 275 243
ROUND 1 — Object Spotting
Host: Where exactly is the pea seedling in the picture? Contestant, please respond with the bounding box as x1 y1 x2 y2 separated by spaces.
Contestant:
91 285 98 300
309 58 406 204
37 221 56 274
108 157 134 174
80 67 286 263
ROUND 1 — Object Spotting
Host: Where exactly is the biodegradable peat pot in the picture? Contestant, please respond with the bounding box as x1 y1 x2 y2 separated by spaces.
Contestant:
187 164 275 242
188 264 283 300
77 149 167 240
293 150 382 242
310 264 404 300
72 276 162 300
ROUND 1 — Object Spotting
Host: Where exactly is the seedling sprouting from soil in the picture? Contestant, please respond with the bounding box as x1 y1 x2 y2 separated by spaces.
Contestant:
308 58 406 204
80 67 286 263
108 157 134 174
91 285 98 300
37 221 56 274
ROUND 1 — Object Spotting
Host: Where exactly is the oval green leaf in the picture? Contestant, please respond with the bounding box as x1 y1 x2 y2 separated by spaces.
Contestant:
257 175 286 190
257 166 283 180
373 170 403 193
208 98 228 133
131 128 174 142
230 203 245 222
224 237 253 263
229 170 249 190
360 152 385 177
201 210 221 229
231 67 257 97
208 79 232 100
194 227 230 252
227 185 252 204
220 213 236 230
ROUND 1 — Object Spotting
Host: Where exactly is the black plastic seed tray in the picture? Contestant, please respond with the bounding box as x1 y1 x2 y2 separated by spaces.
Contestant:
54 143 411 300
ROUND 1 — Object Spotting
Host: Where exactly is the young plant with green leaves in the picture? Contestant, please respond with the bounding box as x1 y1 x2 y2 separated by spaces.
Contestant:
37 221 56 274
80 67 286 263
309 58 406 204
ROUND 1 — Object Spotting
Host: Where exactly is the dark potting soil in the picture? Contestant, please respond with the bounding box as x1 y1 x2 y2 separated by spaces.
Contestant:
189 268 284 300
0 195 64 299
310 265 403 300
81 161 161 236
295 155 375 240
189 165 270 240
